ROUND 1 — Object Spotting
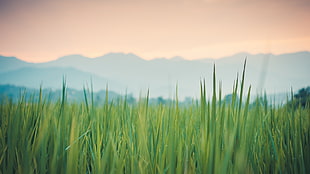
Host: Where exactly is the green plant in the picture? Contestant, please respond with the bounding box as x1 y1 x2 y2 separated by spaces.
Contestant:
0 63 309 173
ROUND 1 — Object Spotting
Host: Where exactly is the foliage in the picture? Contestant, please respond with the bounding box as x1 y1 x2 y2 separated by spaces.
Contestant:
0 65 309 174
0 84 120 105
293 87 310 108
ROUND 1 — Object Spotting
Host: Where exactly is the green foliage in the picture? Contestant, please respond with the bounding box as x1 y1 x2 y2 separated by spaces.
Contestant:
293 87 310 108
0 84 120 105
0 67 309 173
285 87 310 109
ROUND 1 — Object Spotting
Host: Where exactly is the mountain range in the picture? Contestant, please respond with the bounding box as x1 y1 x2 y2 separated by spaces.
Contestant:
0 51 309 100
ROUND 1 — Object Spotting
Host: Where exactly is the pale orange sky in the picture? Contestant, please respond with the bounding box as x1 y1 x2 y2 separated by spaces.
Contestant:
0 0 309 62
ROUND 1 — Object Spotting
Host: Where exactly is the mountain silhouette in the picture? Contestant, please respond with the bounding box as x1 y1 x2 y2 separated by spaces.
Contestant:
1 51 309 99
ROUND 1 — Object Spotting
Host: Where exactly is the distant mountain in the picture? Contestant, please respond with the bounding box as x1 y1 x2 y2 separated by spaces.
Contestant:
0 55 32 73
0 51 309 100
0 67 124 92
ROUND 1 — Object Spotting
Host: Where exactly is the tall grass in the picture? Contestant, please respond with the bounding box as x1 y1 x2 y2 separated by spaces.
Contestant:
0 64 309 173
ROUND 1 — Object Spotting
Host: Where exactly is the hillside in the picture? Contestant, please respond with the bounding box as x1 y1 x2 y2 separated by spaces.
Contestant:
1 51 309 99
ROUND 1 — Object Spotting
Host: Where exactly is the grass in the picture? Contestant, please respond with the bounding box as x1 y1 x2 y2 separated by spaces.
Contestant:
0 63 309 173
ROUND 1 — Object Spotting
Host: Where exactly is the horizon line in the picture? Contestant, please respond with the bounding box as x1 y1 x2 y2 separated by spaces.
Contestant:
1 50 309 63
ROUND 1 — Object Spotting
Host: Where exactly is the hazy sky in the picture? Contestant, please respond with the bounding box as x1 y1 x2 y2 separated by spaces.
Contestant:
0 0 309 62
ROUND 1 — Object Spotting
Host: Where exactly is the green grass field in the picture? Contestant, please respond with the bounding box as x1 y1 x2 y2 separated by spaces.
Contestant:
0 65 309 174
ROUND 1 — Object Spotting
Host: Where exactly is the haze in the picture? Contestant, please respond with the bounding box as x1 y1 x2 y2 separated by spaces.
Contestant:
0 0 310 62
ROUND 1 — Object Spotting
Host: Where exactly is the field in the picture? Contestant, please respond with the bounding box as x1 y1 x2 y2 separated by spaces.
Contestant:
0 67 309 174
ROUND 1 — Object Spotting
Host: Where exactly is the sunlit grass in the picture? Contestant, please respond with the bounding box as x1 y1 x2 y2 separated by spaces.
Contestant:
0 63 309 173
